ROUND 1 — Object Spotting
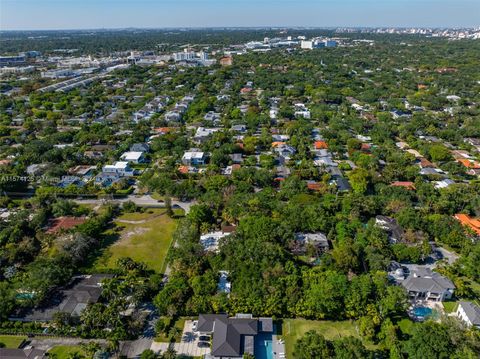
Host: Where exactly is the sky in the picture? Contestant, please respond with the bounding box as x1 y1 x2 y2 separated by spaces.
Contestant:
1 0 479 30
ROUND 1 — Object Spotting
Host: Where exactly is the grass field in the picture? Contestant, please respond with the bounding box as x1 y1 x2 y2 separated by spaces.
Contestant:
0 335 26 348
90 208 180 273
281 319 376 358
442 301 458 313
48 345 85 358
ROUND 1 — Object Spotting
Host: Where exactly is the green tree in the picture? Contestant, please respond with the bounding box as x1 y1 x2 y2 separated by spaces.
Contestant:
293 330 332 359
404 322 454 359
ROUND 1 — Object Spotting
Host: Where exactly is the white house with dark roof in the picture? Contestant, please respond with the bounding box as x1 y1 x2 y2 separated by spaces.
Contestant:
401 268 455 302
456 301 480 328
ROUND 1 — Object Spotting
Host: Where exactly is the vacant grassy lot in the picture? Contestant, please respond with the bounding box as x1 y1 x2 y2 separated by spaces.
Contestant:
0 335 26 348
281 319 376 358
48 345 85 358
90 208 180 273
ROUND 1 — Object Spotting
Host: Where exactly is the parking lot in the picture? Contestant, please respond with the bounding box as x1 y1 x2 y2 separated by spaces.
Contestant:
151 320 211 357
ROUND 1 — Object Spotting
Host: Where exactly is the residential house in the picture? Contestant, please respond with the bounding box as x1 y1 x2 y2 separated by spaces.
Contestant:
273 143 296 161
164 111 182 123
120 151 146 164
454 214 480 236
26 163 48 176
102 161 135 176
230 153 244 164
401 267 455 302
130 143 150 153
391 181 416 190
194 127 221 143
204 111 222 123
200 231 232 252
68 165 96 178
291 232 330 255
219 56 233 66
197 314 273 359
182 149 207 166
0 348 46 359
457 158 480 176
94 173 122 187
231 124 247 133
434 179 455 189
464 138 480 152
57 176 85 188
375 215 405 244
456 301 480 328
390 109 412 119
330 176 351 192
12 274 114 322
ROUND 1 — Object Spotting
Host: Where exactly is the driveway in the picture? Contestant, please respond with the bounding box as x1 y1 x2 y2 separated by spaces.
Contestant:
151 320 211 357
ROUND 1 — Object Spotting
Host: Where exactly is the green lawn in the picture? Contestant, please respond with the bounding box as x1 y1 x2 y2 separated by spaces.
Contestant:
48 345 85 358
281 319 376 358
0 335 26 348
398 318 415 335
442 301 458 313
89 208 180 273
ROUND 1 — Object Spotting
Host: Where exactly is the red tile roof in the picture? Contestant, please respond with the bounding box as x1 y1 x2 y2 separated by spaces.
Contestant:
314 141 328 149
391 181 416 190
455 214 480 236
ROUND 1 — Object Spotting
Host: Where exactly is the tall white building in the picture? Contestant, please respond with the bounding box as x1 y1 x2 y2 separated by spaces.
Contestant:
301 40 314 50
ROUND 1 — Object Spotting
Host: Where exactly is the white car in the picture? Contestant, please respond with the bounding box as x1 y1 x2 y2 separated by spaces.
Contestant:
192 320 198 332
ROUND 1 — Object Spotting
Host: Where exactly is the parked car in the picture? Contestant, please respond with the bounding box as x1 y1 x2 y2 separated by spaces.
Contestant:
198 341 210 348
199 335 211 341
192 320 198 332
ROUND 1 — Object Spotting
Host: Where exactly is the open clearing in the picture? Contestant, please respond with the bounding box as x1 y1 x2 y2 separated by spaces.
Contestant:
0 335 26 348
281 319 377 357
90 208 180 273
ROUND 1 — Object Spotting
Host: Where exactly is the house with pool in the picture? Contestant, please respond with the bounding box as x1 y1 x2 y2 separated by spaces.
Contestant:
199 313 274 359
401 267 455 302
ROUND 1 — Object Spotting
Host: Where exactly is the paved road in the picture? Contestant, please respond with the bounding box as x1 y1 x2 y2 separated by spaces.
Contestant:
74 195 195 214
434 245 459 265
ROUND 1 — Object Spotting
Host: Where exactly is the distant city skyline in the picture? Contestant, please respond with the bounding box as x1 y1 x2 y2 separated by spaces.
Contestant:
1 0 479 31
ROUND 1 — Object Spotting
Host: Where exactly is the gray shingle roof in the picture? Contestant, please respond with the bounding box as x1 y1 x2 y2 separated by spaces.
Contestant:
459 301 480 325
402 269 454 293
198 314 264 358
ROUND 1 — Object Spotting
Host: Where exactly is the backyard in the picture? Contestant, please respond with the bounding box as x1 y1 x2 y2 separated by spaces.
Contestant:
48 345 86 358
0 335 26 348
281 319 376 358
89 208 181 273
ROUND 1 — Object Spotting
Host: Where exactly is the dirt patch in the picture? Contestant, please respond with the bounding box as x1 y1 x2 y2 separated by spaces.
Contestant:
121 227 149 240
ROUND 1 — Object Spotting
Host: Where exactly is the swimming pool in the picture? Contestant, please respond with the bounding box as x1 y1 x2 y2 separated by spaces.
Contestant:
413 306 433 318
254 333 274 359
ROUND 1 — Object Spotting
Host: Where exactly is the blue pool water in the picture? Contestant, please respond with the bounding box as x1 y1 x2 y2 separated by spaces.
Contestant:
254 333 274 359
413 306 433 317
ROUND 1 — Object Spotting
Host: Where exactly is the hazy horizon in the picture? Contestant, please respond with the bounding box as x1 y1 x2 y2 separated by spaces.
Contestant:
1 0 479 31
